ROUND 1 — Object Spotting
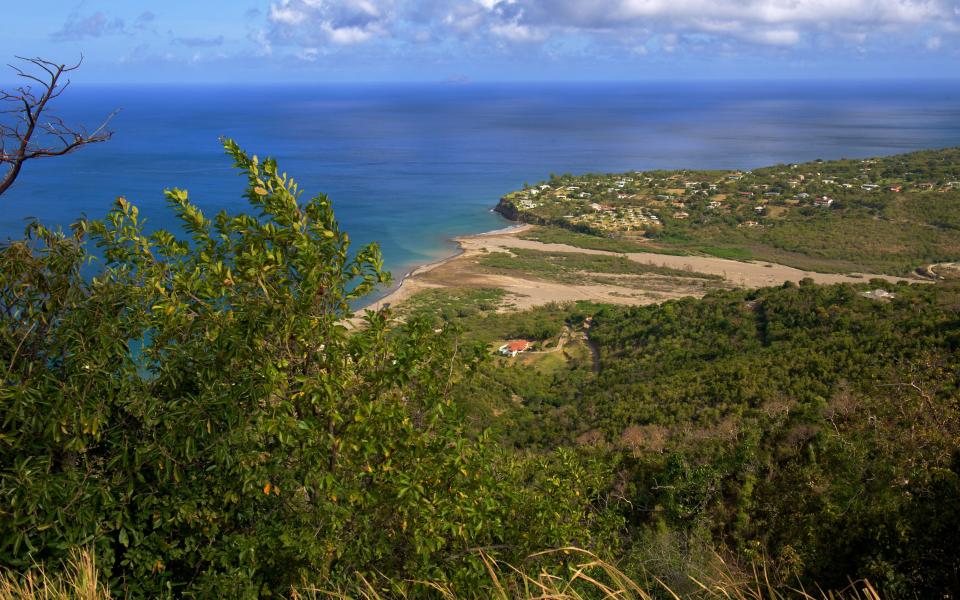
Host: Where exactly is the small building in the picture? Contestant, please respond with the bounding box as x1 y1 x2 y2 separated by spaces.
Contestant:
813 196 834 208
499 340 531 357
862 289 896 301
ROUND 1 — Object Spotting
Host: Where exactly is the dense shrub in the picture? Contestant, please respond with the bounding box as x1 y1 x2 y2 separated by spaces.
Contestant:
0 141 619 597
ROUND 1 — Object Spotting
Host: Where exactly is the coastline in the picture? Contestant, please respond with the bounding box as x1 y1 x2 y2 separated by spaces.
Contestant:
356 222 916 319
360 223 534 312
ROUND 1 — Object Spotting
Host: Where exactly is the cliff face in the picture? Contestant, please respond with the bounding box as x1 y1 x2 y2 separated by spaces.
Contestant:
493 197 522 221
493 197 577 230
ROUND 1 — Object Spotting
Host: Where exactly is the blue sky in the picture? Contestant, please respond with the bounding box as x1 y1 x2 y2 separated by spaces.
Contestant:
2 0 959 83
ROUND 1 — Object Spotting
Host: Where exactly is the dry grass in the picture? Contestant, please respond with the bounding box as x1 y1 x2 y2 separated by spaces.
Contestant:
0 550 110 600
0 548 881 600
295 548 882 600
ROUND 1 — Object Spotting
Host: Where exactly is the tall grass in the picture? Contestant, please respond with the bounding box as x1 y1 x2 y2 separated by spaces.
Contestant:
0 548 881 600
0 550 110 600
295 548 882 600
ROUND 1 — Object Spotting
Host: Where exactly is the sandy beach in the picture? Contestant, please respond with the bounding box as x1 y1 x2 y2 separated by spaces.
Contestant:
360 225 916 315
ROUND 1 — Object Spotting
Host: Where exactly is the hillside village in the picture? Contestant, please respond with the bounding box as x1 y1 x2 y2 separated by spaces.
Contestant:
497 148 960 241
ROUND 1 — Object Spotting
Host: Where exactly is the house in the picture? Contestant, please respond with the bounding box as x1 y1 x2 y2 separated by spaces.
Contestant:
499 340 531 357
888 185 902 193
708 201 723 209
813 196 834 208
754 206 765 214
861 184 880 191
862 289 896 301
673 211 690 219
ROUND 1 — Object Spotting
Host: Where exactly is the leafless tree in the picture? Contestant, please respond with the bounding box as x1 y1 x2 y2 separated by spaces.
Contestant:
0 56 115 197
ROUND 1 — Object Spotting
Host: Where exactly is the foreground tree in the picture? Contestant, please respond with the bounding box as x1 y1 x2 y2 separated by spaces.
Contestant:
0 140 619 597
0 56 113 196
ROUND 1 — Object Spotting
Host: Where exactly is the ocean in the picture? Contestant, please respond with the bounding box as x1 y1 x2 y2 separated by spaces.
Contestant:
4 81 960 299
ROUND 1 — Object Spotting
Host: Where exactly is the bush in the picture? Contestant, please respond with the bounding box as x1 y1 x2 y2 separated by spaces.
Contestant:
0 141 617 597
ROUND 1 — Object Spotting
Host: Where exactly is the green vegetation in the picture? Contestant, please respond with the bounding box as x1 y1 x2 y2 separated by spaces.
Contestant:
4 142 959 598
396 286 510 321
0 142 620 597
498 147 960 274
454 280 960 597
477 248 722 286
518 226 683 255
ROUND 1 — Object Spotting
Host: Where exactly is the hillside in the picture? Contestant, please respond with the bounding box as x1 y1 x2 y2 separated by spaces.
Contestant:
448 279 960 595
3 141 958 598
495 148 960 275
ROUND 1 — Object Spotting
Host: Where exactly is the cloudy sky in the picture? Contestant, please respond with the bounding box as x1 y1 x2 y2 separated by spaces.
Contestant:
2 0 959 82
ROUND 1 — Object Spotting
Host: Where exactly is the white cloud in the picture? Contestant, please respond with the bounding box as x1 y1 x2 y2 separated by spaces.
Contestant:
249 29 274 55
269 6 308 26
256 0 960 57
267 0 392 45
325 24 378 43
470 0 954 46
926 34 942 48
745 28 801 46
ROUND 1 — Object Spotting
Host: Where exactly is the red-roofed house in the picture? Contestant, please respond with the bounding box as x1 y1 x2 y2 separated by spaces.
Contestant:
498 340 531 357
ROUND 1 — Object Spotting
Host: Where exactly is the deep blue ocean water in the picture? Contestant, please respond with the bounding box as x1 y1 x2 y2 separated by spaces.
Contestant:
4 81 960 298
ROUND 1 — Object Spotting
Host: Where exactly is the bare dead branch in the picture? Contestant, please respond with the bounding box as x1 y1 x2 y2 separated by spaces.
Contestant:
0 55 114 197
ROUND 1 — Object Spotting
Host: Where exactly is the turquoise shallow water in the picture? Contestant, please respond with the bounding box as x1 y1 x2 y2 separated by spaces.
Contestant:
3 81 960 299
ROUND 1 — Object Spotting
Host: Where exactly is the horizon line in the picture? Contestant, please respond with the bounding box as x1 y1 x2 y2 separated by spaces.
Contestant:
5 76 960 87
